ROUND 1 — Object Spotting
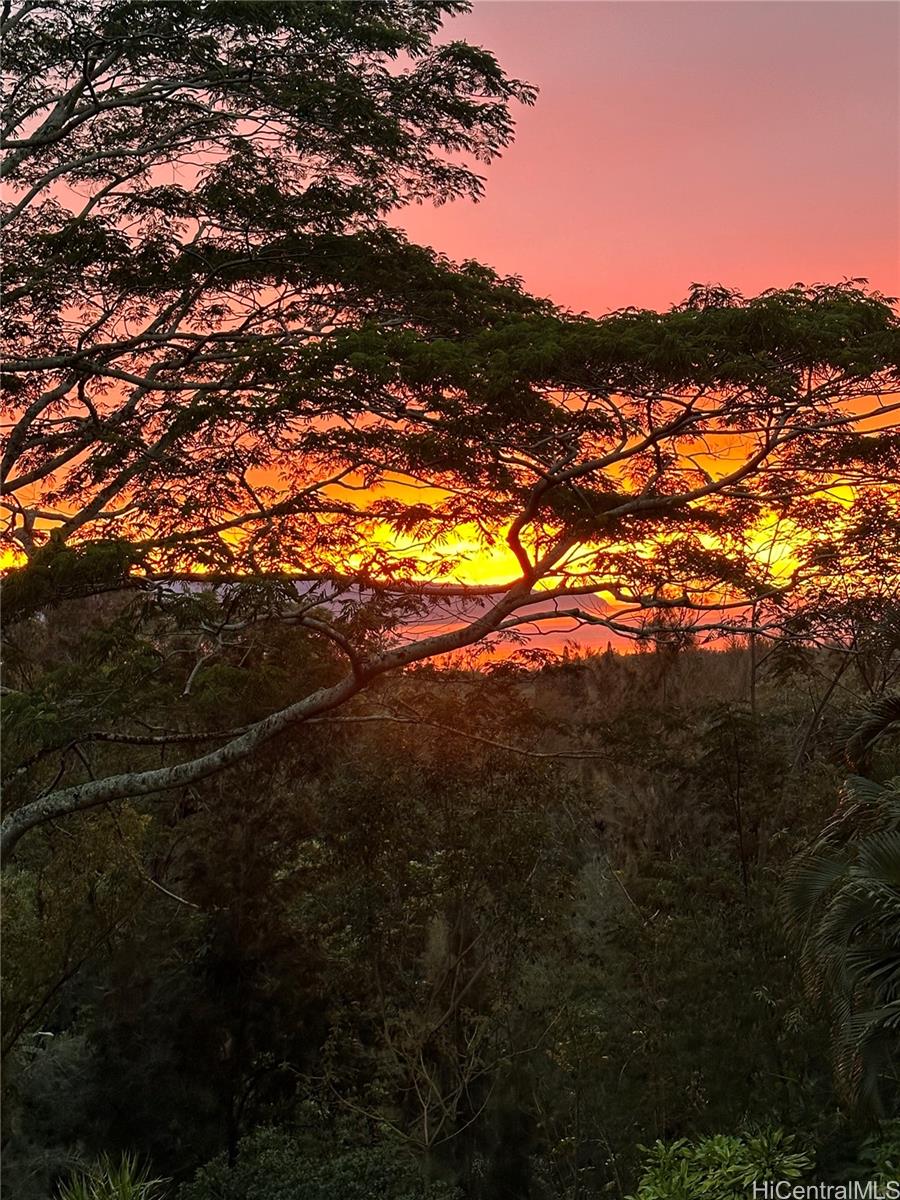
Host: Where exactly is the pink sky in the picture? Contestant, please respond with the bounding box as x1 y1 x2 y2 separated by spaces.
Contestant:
399 1 900 315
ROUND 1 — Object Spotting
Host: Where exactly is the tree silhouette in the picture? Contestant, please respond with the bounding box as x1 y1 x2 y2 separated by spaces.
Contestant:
2 2 899 855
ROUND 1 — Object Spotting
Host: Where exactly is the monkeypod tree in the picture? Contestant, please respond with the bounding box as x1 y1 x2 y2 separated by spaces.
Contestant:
2 0 900 855
1 0 540 570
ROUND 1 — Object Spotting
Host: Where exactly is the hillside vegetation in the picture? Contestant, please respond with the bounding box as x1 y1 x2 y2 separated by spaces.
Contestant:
3 594 898 1198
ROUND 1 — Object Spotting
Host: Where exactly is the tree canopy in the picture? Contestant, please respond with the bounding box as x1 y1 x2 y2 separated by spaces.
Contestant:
3 5 900 1196
2 0 899 856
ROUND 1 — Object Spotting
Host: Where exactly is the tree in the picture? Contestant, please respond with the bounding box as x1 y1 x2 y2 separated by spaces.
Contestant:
784 697 900 1113
776 492 900 705
1 0 539 570
2 0 900 856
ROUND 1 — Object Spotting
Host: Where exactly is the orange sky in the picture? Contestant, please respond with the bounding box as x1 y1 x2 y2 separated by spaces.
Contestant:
398 1 899 316
5 3 897 659
395 0 900 653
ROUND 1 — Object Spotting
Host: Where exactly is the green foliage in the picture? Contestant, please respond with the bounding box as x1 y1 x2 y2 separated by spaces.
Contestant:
2 540 140 624
853 1119 900 1183
628 1130 814 1200
1 807 149 1058
57 1152 166 1200
5 635 880 1198
3 3 900 1198
178 1128 460 1200
839 694 900 774
783 773 900 1112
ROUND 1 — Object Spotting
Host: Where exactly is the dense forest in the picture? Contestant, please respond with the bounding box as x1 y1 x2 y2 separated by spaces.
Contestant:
3 600 900 1197
2 2 899 1197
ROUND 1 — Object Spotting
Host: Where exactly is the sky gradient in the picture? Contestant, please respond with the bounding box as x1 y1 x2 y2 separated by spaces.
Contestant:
399 1 900 315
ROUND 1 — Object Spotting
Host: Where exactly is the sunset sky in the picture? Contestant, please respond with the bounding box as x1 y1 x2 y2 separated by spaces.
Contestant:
397 0 900 654
4 1 896 657
400 1 899 315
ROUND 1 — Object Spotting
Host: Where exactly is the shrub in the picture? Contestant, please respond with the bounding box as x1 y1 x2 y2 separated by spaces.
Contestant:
57 1152 166 1200
628 1129 814 1200
178 1128 460 1200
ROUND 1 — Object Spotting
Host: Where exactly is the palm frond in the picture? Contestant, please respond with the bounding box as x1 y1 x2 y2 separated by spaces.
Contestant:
783 773 900 1110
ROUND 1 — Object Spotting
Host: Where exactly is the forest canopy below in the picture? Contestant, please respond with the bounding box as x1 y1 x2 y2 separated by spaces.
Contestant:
2 2 899 1198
